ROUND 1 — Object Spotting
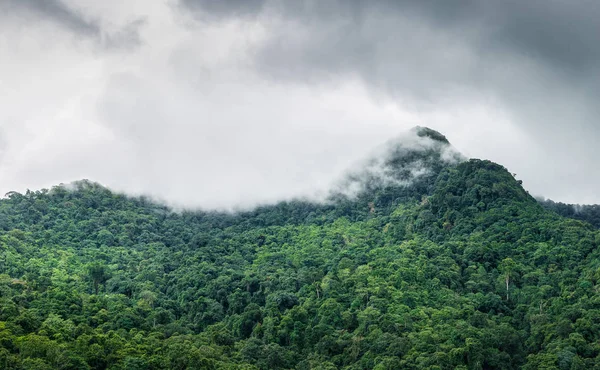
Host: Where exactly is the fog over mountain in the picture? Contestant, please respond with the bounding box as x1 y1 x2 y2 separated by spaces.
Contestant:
2 0 600 208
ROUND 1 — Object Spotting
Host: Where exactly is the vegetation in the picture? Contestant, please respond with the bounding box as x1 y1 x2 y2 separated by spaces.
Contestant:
538 198 600 229
1 132 600 369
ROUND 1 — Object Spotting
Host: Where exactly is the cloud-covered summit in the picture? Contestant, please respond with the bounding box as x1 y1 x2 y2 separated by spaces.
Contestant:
334 126 464 199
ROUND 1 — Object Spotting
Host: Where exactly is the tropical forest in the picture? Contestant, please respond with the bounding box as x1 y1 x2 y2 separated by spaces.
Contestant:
1 128 599 370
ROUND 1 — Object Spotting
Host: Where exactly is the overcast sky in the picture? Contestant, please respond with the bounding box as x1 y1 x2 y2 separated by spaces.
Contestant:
1 0 600 209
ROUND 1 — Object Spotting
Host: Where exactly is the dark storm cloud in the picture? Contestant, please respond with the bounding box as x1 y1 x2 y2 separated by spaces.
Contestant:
2 0 144 49
179 0 600 86
190 0 600 140
178 0 600 204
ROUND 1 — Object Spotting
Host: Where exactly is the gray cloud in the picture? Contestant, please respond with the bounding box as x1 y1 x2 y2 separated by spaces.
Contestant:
103 18 146 50
1 0 144 49
178 0 600 203
180 0 600 71
2 0 600 209
180 0 267 19
179 0 600 99
3 0 100 36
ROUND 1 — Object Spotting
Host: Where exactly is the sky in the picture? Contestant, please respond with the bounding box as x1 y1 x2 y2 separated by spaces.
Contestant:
1 0 600 209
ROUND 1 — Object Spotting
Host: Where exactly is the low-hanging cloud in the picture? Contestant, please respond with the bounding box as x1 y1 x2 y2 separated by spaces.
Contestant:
334 128 465 199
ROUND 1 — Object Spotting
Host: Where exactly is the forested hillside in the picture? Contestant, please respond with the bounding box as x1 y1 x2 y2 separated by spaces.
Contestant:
538 199 600 229
1 129 600 369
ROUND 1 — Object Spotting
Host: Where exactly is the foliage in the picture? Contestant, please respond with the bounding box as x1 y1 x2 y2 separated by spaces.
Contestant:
539 198 600 229
0 155 600 369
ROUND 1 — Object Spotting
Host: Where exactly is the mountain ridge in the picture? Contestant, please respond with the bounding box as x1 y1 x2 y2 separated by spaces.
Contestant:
0 129 598 369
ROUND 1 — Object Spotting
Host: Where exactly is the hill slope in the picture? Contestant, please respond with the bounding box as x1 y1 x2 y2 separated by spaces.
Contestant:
1 129 599 369
538 198 600 229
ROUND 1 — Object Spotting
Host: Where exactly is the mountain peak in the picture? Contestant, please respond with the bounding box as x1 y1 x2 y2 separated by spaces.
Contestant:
330 127 464 209
411 126 450 145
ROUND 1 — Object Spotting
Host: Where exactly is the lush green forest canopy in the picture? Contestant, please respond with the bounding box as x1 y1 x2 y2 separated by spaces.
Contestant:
538 199 600 230
1 128 600 369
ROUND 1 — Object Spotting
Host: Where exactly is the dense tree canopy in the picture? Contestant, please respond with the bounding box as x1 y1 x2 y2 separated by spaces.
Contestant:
538 198 600 229
1 140 600 369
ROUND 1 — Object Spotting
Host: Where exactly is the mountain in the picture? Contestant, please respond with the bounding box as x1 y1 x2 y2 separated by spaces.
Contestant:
1 128 599 369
